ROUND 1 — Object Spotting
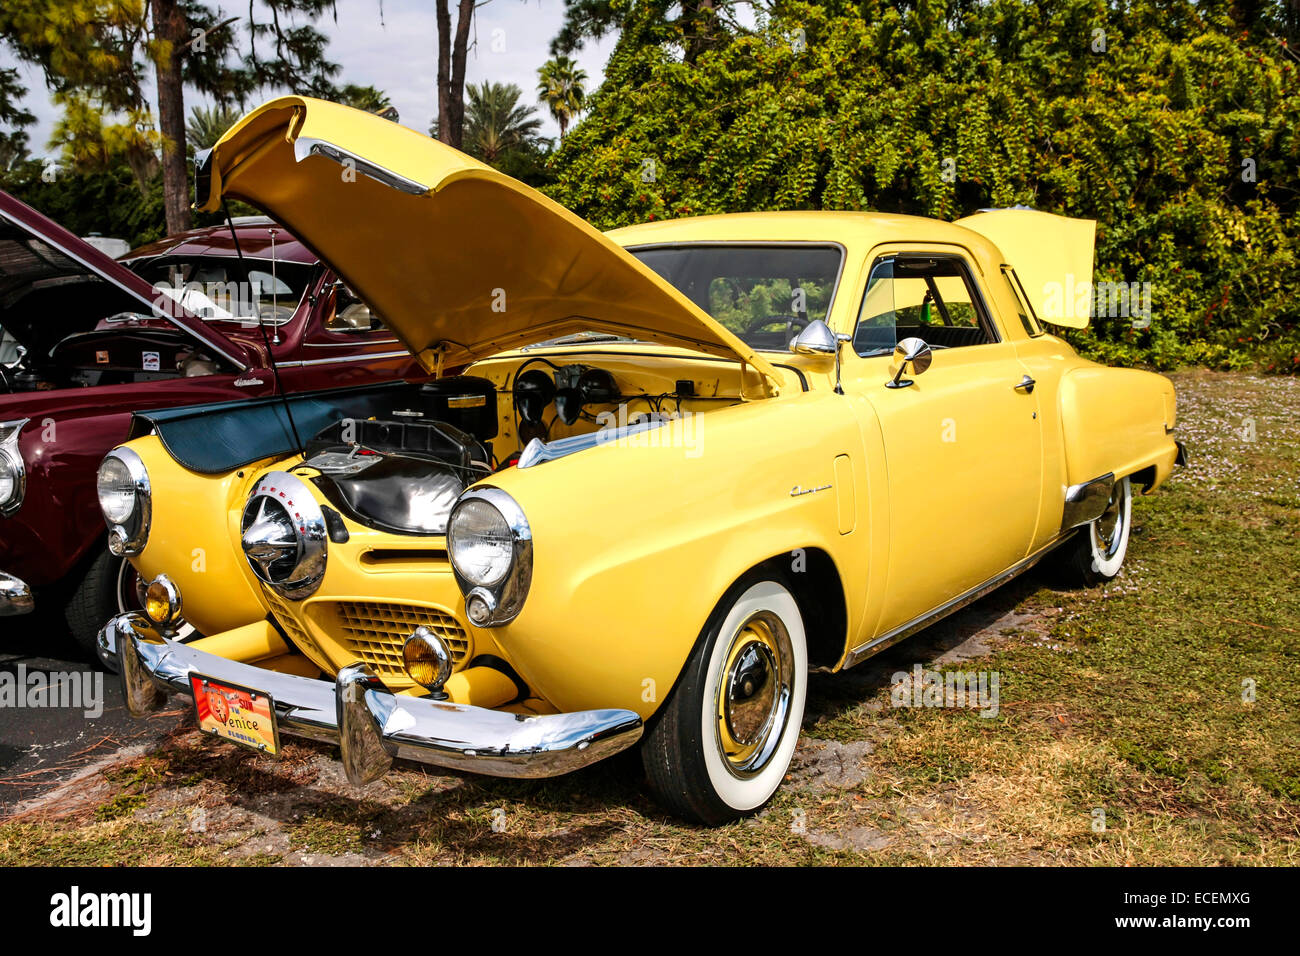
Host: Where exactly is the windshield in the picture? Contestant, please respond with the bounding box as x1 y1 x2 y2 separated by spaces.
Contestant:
630 244 842 351
129 256 317 327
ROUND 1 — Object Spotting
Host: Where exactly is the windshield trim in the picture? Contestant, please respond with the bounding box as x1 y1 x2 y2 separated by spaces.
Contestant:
621 240 848 353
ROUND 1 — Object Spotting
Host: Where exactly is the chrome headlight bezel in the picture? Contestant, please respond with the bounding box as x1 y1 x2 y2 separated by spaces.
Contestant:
0 419 27 518
98 447 151 556
448 487 532 627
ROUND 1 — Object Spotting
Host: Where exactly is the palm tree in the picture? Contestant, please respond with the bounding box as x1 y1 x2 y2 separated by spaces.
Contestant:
461 82 543 164
336 84 394 116
186 104 242 151
537 56 587 141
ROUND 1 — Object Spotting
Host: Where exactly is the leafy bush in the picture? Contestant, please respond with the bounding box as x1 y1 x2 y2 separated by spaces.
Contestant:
547 0 1300 372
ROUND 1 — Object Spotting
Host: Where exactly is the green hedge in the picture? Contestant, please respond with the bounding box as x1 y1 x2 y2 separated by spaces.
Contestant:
546 0 1300 372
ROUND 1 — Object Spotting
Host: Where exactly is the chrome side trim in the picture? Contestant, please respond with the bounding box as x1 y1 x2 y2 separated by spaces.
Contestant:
0 571 34 617
102 613 644 780
1061 472 1115 532
841 534 1069 670
275 349 410 368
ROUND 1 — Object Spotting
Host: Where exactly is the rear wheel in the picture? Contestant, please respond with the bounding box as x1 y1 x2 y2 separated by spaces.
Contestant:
1056 475 1132 587
642 576 807 825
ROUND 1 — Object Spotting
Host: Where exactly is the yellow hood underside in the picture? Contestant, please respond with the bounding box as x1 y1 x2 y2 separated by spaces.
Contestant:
197 96 780 385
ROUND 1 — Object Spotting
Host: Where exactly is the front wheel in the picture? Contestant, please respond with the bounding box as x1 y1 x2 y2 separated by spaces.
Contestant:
642 577 808 825
1055 475 1132 587
65 549 194 668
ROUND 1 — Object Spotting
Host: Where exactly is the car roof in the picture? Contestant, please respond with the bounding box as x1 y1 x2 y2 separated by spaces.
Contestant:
606 210 1007 262
127 221 318 265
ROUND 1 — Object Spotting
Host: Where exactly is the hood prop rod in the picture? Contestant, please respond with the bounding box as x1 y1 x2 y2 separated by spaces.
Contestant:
222 200 304 456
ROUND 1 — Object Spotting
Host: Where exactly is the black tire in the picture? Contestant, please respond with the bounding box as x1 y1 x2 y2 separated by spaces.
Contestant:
64 547 123 666
642 573 808 826
1053 475 1133 588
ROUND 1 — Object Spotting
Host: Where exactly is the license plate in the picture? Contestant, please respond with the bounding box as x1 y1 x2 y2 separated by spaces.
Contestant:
190 675 280 756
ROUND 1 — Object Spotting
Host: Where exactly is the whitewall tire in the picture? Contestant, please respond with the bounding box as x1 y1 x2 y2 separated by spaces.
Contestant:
642 575 808 825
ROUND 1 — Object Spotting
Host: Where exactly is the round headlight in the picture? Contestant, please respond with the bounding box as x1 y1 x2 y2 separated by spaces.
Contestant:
448 498 513 587
97 455 137 524
0 451 17 509
0 419 27 516
97 448 151 556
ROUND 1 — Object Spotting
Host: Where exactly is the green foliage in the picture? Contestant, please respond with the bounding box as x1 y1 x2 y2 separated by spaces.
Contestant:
0 159 168 248
185 103 241 150
547 0 1300 372
459 82 545 164
537 55 589 139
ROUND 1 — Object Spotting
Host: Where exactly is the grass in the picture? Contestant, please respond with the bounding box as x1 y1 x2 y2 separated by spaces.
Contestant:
1 370 1295 865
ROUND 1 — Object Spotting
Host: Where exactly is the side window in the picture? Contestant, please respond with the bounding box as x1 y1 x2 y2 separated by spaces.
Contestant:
852 254 995 356
323 280 386 333
1001 266 1043 337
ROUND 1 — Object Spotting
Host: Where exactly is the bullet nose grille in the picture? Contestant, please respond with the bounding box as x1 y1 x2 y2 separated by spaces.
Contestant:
331 601 470 679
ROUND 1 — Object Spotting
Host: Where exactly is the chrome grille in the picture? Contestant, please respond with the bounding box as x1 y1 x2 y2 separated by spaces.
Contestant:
329 601 470 679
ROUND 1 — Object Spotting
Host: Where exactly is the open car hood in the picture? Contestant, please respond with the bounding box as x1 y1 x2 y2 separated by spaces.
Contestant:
0 190 256 370
955 208 1096 330
196 96 780 387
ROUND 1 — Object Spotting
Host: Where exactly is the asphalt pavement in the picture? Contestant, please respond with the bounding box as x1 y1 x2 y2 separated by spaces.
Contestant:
0 611 182 813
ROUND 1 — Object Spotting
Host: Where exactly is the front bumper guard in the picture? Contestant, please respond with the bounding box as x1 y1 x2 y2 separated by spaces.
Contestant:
0 571 34 617
99 613 644 785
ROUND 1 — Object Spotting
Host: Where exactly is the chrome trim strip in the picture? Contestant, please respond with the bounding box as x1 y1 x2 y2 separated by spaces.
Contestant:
302 338 401 350
0 571 34 617
841 533 1069 670
275 349 409 368
1061 472 1115 532
293 138 429 196
101 613 644 779
0 207 250 372
0 418 29 517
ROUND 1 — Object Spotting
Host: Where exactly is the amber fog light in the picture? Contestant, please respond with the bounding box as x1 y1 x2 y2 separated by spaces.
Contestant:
403 626 453 698
143 574 182 626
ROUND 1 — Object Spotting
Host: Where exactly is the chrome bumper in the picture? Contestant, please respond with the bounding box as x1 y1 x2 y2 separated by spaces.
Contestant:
98 613 643 784
0 571 33 616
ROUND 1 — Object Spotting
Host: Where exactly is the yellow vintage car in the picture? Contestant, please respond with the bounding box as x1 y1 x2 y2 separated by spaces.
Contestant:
97 97 1185 824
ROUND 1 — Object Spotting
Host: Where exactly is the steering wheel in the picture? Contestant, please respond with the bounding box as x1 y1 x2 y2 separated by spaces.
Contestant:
745 313 810 345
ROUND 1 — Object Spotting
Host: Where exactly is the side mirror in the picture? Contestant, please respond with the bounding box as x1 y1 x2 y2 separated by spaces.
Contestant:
790 319 852 394
790 319 838 355
886 336 932 389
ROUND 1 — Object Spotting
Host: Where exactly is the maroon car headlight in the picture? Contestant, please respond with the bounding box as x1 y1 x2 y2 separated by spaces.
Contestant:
0 419 26 517
97 448 151 556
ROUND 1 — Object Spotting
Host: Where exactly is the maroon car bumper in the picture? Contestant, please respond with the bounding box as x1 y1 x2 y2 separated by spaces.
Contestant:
0 570 34 616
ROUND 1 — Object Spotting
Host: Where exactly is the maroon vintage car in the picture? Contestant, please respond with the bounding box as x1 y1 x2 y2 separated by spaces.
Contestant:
0 190 425 654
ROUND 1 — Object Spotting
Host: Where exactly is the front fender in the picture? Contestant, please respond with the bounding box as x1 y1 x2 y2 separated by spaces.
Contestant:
118 434 278 634
484 392 862 719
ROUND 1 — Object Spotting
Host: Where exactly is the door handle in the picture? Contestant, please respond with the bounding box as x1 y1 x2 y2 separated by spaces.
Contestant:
1013 375 1036 394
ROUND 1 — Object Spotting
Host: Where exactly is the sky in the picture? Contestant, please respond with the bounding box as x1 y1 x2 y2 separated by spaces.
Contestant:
0 0 620 159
